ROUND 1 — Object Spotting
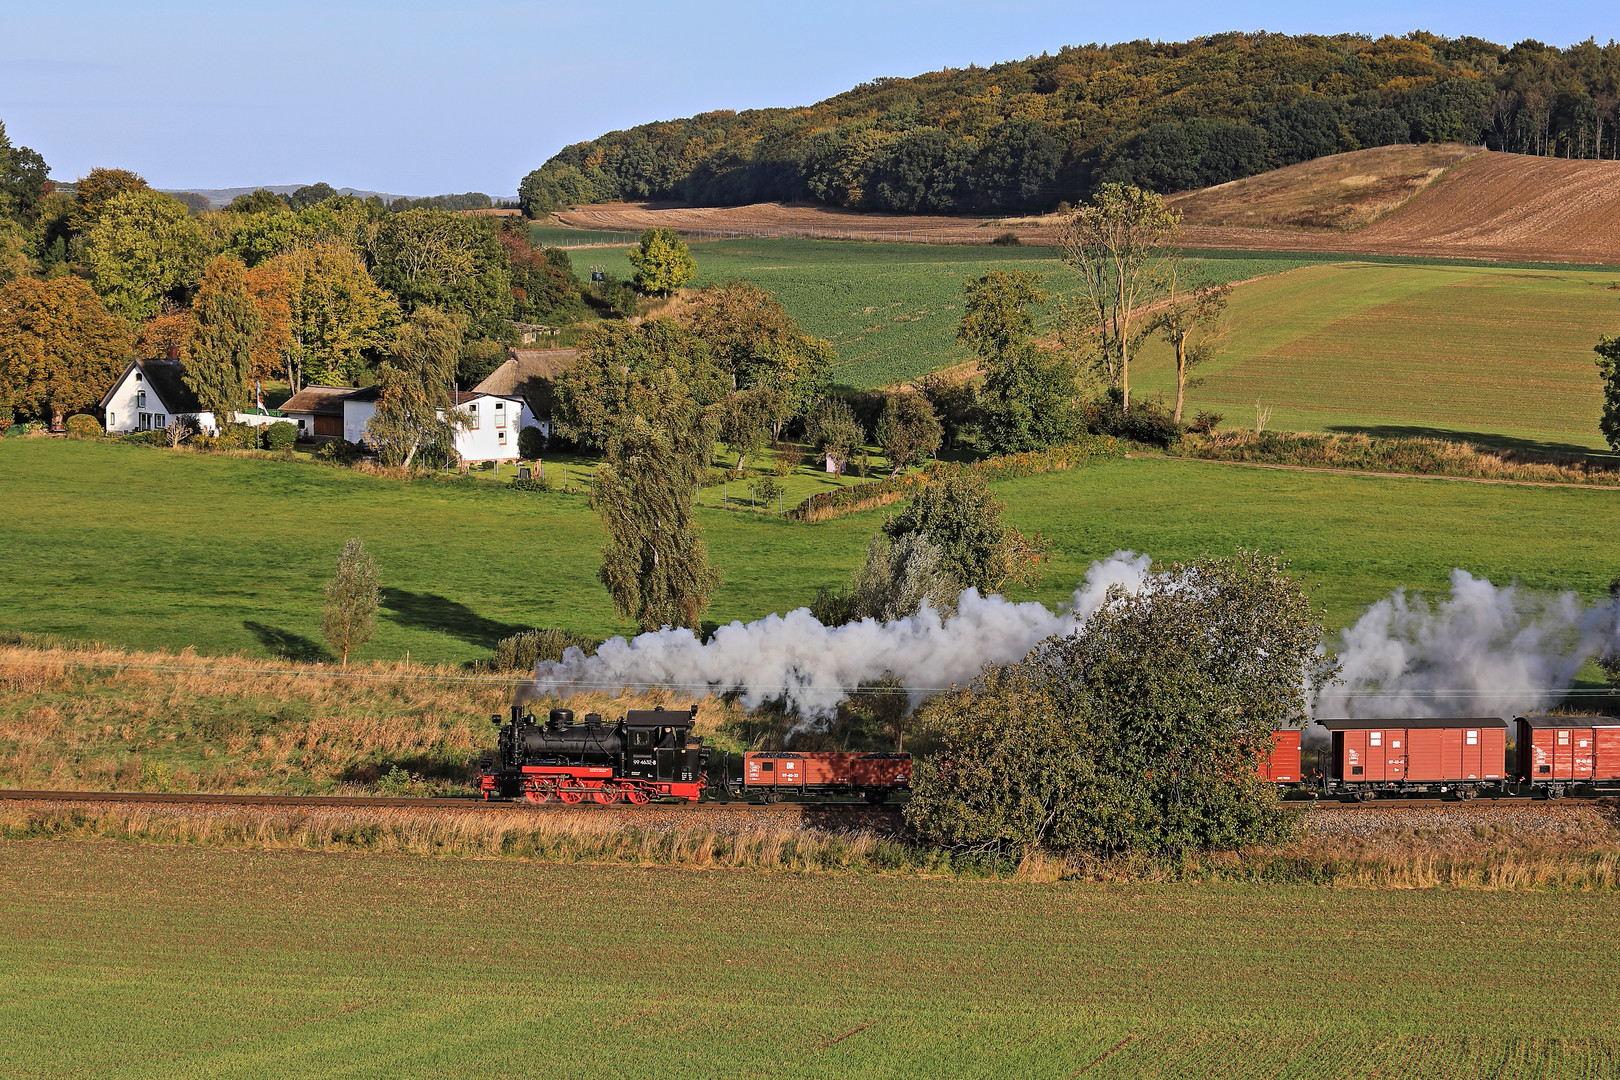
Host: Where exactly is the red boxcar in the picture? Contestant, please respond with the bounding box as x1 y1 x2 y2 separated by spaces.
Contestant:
1321 717 1506 799
742 752 910 804
1516 715 1620 795
1258 730 1302 782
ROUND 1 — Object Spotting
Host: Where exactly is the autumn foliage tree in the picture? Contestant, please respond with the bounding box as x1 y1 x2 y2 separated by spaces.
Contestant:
0 276 131 428
266 240 398 388
626 226 695 297
81 189 206 322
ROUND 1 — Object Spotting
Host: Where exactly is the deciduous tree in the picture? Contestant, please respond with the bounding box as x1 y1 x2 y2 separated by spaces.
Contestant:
0 276 131 428
183 255 262 422
1150 258 1230 425
321 537 380 668
1597 328 1620 451
552 319 726 446
365 307 466 468
874 391 943 473
592 375 720 632
882 467 1047 594
1057 184 1180 413
906 551 1337 857
808 398 863 475
627 226 695 296
66 167 148 237
81 189 206 322
266 240 399 389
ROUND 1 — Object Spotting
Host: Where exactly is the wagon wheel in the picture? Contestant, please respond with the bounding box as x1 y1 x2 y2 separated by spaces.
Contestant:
594 783 623 805
624 787 651 805
557 786 584 805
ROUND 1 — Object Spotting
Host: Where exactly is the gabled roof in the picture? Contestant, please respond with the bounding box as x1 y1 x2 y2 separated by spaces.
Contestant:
339 387 518 407
98 358 207 415
474 349 577 415
280 385 361 416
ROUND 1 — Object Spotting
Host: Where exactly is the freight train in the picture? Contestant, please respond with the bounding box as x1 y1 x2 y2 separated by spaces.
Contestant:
478 706 1620 806
1260 715 1620 800
477 706 912 804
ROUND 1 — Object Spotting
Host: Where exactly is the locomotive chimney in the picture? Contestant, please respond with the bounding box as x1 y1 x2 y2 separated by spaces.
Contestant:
510 705 524 726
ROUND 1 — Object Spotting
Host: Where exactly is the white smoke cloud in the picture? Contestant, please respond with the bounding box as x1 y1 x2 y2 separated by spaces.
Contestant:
1313 568 1619 722
525 551 1154 717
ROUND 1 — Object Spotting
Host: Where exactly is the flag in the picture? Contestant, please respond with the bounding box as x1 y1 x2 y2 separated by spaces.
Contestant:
255 381 264 411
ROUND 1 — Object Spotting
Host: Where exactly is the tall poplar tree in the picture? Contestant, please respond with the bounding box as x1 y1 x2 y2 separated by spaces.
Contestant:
184 255 261 423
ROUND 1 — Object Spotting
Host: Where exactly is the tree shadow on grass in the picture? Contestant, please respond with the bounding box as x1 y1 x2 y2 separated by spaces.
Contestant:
380 588 528 650
1325 424 1618 462
242 621 332 663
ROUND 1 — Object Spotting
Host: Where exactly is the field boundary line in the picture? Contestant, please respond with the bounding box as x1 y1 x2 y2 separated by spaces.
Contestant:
1131 452 1620 491
1073 1034 1136 1075
810 1020 879 1053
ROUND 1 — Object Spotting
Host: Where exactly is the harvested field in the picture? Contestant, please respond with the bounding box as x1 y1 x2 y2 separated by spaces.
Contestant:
7 842 1620 1077
557 149 1620 264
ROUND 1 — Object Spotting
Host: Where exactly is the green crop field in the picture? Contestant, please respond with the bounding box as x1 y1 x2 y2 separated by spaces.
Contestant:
1133 261 1620 452
686 238 1328 389
3 842 1619 1079
3 440 1616 664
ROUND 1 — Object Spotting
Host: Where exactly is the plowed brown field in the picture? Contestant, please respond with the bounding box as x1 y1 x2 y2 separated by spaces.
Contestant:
555 148 1620 264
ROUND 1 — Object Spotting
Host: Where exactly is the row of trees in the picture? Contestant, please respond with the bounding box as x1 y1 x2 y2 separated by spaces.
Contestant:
0 125 636 429
520 33 1620 216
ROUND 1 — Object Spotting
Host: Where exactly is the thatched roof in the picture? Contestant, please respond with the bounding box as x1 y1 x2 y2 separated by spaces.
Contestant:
474 349 578 417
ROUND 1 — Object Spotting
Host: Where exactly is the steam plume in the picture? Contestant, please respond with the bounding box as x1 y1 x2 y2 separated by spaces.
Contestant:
524 552 1153 716
1312 569 1619 721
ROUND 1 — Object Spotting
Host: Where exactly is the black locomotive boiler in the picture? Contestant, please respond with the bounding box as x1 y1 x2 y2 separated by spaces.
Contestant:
478 706 710 804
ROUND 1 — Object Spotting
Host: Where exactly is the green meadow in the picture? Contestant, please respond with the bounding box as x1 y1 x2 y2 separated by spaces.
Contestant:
2 440 1614 664
3 842 1618 1080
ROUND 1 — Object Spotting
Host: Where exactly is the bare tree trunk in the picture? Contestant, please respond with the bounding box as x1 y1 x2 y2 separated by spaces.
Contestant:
1174 335 1187 425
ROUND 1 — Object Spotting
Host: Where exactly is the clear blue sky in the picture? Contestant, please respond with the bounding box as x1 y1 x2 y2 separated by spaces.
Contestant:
2 1 1615 196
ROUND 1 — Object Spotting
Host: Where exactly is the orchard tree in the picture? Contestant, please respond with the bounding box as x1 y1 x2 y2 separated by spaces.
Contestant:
875 390 943 473
0 276 131 428
627 226 695 296
81 189 206 322
183 256 262 422
882 467 1047 593
808 398 863 475
365 307 466 468
321 537 380 668
1057 183 1180 413
906 551 1337 857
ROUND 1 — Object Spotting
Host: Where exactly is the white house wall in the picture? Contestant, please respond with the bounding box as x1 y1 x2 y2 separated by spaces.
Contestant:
343 395 537 462
102 369 216 434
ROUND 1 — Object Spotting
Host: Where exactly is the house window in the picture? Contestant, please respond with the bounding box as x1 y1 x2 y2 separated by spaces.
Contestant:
153 414 167 429
108 413 116 428
469 404 479 429
136 390 146 409
495 401 506 428
498 429 507 445
137 412 149 429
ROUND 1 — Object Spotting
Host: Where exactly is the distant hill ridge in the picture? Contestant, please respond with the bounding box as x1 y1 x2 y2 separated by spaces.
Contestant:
520 31 1620 217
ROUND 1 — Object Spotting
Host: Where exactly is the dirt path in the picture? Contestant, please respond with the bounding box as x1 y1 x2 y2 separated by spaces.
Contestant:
1130 452 1620 491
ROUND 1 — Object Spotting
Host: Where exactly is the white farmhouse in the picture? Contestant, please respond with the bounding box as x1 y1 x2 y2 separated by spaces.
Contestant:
99 357 220 435
342 388 536 463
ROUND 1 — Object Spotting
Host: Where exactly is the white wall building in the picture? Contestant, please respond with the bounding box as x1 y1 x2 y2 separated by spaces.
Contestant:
342 389 536 463
98 358 219 435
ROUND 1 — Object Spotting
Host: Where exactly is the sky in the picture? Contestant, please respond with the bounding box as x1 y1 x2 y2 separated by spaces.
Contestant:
2 1 1616 197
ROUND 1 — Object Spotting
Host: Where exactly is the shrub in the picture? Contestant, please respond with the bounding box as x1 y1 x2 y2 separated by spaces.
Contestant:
508 473 558 493
771 442 802 476
491 628 600 672
123 429 166 446
990 231 1022 246
64 414 103 439
0 402 15 427
263 422 298 451
752 476 783 506
315 439 361 465
1084 390 1183 448
518 425 546 459
213 423 258 450
1187 410 1223 435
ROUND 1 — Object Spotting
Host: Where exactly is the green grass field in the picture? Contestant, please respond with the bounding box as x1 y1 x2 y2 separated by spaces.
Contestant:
1133 261 1620 452
3 440 1616 664
687 238 1328 389
3 842 1618 1079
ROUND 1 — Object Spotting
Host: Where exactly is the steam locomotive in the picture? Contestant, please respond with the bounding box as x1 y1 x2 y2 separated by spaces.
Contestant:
477 706 914 805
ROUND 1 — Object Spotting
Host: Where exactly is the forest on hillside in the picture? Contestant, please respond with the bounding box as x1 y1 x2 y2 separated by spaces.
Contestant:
520 32 1620 216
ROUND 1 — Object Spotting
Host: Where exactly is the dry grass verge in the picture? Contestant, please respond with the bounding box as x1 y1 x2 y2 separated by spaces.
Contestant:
1180 430 1620 486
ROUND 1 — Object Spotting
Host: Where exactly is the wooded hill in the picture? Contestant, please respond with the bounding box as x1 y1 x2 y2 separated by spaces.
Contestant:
521 32 1620 216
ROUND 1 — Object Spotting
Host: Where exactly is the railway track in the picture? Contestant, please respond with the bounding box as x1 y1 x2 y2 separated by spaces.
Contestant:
0 789 901 812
